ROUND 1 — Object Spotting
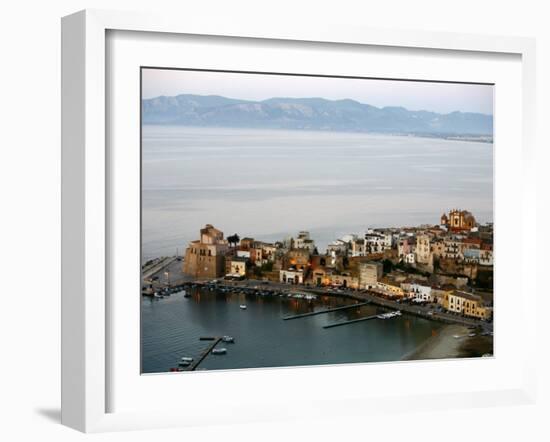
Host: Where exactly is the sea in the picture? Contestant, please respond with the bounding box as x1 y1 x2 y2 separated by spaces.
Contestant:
140 125 492 373
141 125 493 261
141 287 443 373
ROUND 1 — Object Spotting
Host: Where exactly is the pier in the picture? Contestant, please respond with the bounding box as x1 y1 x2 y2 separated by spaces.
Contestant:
323 314 380 329
186 336 222 371
282 301 370 320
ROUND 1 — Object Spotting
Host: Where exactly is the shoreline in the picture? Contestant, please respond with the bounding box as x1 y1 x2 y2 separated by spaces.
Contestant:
402 324 471 361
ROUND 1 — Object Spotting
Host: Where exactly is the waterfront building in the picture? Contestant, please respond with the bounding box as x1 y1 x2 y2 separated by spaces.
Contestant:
375 278 405 298
359 262 383 289
330 273 359 289
280 268 304 284
183 224 229 279
432 287 454 305
228 256 247 277
445 290 492 320
440 209 477 232
401 281 434 302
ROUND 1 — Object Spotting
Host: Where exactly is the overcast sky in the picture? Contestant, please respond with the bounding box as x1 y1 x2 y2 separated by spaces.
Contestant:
142 68 494 115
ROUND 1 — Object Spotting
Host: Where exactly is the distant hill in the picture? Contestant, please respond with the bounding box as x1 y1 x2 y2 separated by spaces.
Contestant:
142 94 493 137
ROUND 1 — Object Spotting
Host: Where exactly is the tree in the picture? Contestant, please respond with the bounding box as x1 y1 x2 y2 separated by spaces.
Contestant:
227 233 240 248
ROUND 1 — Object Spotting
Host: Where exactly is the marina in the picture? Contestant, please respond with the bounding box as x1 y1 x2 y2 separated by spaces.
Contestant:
141 286 445 373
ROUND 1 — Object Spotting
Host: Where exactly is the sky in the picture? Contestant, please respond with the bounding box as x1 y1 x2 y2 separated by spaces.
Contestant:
142 68 494 115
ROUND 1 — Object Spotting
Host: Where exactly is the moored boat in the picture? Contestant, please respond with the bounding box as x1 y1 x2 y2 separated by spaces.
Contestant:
212 348 227 355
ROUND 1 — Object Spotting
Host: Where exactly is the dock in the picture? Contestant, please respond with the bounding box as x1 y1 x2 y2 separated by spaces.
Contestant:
282 301 370 320
187 336 222 371
323 314 380 329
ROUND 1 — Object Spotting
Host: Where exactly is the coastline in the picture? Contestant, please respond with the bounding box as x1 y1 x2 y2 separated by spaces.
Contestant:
402 324 471 361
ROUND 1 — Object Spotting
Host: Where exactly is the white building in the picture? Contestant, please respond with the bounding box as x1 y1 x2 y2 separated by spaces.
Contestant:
294 231 316 253
280 269 304 284
364 233 385 254
402 282 434 302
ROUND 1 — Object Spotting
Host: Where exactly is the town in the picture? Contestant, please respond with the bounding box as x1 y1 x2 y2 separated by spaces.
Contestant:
171 209 493 323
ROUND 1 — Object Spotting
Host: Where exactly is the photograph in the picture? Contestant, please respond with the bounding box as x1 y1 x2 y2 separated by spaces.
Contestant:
140 68 494 374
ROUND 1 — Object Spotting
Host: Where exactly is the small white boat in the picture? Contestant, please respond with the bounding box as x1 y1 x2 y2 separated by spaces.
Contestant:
221 336 234 343
239 304 247 310
180 357 193 362
212 348 227 355
468 333 476 337
178 360 191 367
453 335 463 339
153 293 163 298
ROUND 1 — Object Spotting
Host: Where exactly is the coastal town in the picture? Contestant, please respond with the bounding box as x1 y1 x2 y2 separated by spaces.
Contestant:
157 209 492 322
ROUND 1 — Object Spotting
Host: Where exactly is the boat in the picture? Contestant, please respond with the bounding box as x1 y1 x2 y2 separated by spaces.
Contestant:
153 293 164 298
239 304 247 310
180 357 194 362
453 335 463 339
221 336 234 343
178 360 191 367
468 333 476 337
212 348 227 355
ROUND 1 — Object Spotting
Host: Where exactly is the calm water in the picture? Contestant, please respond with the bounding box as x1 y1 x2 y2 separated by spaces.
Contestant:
141 288 442 373
142 126 493 261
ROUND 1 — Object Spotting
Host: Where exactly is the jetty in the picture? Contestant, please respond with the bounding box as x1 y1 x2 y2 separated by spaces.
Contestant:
282 301 370 320
187 336 222 371
323 314 380 328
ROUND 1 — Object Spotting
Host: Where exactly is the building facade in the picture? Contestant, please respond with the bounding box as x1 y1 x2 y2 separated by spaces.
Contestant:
441 209 477 232
183 224 229 279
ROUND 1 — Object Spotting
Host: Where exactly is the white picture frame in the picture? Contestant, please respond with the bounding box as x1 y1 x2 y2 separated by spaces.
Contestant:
61 9 537 433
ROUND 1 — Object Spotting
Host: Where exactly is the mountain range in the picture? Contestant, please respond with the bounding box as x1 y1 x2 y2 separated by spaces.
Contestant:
142 94 493 137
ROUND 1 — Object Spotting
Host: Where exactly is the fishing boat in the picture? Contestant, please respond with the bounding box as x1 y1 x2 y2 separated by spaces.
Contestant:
221 336 234 343
180 356 194 362
239 304 247 310
212 348 227 355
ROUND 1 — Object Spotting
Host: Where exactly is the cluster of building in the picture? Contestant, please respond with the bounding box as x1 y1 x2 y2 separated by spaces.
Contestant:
182 209 493 321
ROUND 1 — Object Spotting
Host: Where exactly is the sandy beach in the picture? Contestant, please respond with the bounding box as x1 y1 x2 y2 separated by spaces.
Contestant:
402 324 479 361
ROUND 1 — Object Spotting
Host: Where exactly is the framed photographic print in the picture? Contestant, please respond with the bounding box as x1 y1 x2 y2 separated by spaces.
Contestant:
61 9 537 432
140 67 495 375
